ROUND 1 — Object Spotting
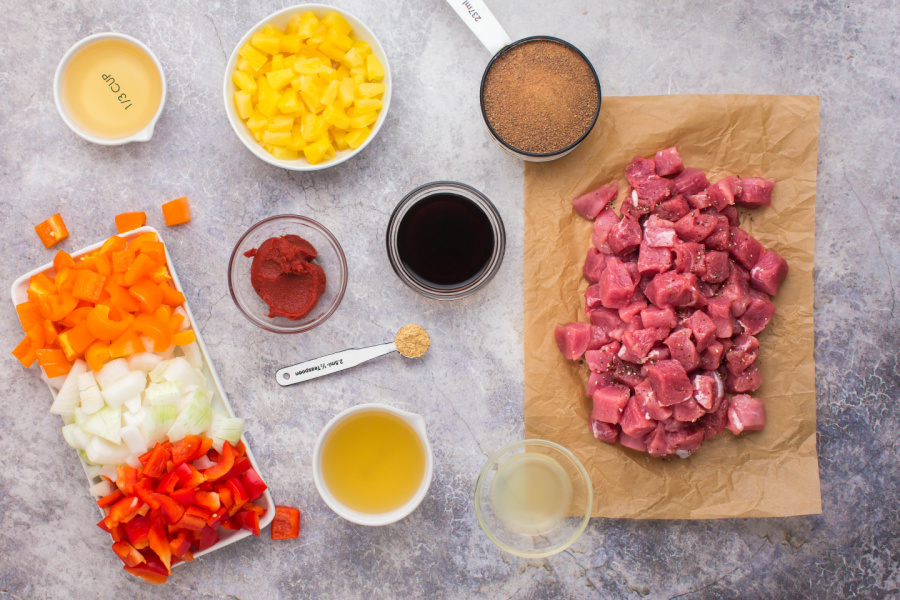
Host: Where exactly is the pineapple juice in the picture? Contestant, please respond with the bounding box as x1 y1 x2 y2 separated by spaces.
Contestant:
60 39 163 139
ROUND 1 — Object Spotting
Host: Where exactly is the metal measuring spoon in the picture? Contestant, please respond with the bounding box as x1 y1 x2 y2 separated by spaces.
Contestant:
275 325 430 386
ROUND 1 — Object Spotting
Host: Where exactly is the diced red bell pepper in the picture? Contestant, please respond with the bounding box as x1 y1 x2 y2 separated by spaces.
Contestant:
223 456 252 480
97 488 124 508
206 508 229 530
174 462 205 489
110 523 125 543
217 484 233 510
171 435 201 466
194 490 221 513
148 517 172 573
177 506 211 531
134 479 161 510
154 493 185 525
220 518 241 531
225 478 249 516
104 495 142 529
271 506 301 540
242 503 266 518
112 540 146 568
169 530 192 559
235 510 261 537
201 441 235 482
124 552 169 584
198 525 220 551
240 468 268 502
142 443 171 479
191 436 214 462
116 465 140 496
234 440 247 457
123 514 152 550
155 471 179 495
169 488 196 507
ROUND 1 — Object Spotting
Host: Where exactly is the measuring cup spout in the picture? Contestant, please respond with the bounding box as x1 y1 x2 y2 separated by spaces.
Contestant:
444 0 512 55
393 409 429 439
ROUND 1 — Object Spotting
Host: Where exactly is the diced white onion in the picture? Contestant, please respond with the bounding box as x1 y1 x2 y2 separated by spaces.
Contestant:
180 342 203 368
127 352 163 373
101 371 147 408
61 423 91 450
50 360 88 416
120 425 148 457
89 479 116 497
83 405 122 444
143 405 178 444
96 359 130 390
85 437 131 466
166 390 212 442
145 381 181 406
78 372 105 415
124 395 143 414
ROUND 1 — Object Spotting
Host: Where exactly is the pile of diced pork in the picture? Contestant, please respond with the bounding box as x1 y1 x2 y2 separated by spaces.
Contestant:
555 147 788 458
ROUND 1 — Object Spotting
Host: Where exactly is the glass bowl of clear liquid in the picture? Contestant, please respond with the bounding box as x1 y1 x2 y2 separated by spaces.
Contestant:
474 439 592 558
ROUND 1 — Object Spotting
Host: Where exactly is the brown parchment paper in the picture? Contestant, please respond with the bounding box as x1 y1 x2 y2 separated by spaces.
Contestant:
524 95 821 519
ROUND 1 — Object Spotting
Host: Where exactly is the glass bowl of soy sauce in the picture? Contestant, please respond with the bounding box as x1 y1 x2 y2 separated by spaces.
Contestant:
386 181 506 300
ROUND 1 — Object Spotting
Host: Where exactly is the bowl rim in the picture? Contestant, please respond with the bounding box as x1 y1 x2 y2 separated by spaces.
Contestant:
312 403 435 526
227 214 348 333
474 438 593 558
53 32 167 146
222 3 392 171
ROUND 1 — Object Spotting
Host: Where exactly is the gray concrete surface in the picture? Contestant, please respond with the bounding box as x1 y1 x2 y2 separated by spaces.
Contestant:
0 0 898 598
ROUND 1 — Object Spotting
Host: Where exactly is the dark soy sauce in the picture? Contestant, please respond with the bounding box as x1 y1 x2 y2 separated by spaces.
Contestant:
397 193 495 289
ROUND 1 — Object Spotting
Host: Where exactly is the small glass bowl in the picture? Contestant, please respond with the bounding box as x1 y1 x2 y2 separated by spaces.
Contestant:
228 215 347 333
474 439 592 558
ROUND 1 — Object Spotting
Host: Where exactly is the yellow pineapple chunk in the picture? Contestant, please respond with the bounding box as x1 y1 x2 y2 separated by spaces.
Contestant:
301 114 327 141
345 127 370 149
354 98 383 113
261 24 283 36
253 131 263 142
267 115 294 132
280 35 302 54
352 40 371 56
293 57 322 75
357 82 385 98
318 42 345 63
271 54 285 71
320 80 340 107
322 11 352 37
349 111 376 129
334 132 349 151
341 47 364 69
263 130 291 146
366 54 385 81
306 25 329 49
297 12 320 39
303 137 335 164
285 13 303 35
256 77 279 117
232 70 257 93
234 91 253 119
277 89 302 113
239 44 268 71
247 110 268 131
251 33 282 56
236 57 252 72
337 78 355 108
271 147 299 161
266 68 295 91
326 29 353 52
323 105 350 129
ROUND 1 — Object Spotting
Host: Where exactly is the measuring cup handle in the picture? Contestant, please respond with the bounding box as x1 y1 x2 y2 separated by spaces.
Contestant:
444 0 512 55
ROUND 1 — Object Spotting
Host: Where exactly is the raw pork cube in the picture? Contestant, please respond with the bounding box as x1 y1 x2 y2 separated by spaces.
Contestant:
614 360 646 388
702 396 730 439
620 397 657 438
735 178 774 208
702 215 732 251
750 249 789 296
634 177 674 207
621 188 651 220
585 342 620 373
589 418 619 444
726 394 765 434
591 384 631 424
691 373 717 410
719 263 752 317
682 310 717 351
592 208 621 254
699 339 724 370
725 364 762 393
673 242 706 275
701 250 731 283
622 328 667 362
653 195 691 222
584 283 603 312
619 301 647 323
664 328 700 373
729 227 765 270
599 257 637 309
583 248 608 283
637 241 673 276
608 216 643 256
646 423 670 457
586 371 615 397
644 272 700 308
672 397 705 423
686 193 712 210
721 205 739 226
672 167 710 195
587 324 611 350
640 306 677 330
634 378 673 420
555 322 592 360
739 291 776 335
655 146 684 176
645 359 693 406
618 431 649 452
625 156 656 184
667 424 705 457
725 334 759 376
590 307 626 341
708 175 742 211
572 181 619 220
674 209 718 242
643 215 678 248
647 345 670 362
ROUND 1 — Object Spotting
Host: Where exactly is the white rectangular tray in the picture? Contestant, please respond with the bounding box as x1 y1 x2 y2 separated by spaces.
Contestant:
10 226 274 564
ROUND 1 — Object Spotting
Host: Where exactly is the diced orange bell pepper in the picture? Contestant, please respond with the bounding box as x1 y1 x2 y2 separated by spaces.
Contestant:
86 305 132 341
133 314 171 352
60 306 93 328
124 253 158 287
72 269 107 303
43 320 59 345
133 240 166 264
105 281 141 313
98 236 127 255
162 197 190 226
36 292 78 322
172 330 196 346
53 250 75 270
25 323 45 350
148 265 171 284
58 320 97 361
35 348 71 378
129 279 163 313
111 249 136 274
27 273 57 301
128 231 158 249
167 313 185 333
35 213 69 249
109 328 146 359
85 341 111 372
154 306 173 324
94 253 112 276
55 267 77 293
158 281 186 306
115 212 147 234
15 302 42 333
12 336 36 368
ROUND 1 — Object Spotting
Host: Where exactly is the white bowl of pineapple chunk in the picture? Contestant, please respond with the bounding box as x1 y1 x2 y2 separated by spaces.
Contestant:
224 5 390 170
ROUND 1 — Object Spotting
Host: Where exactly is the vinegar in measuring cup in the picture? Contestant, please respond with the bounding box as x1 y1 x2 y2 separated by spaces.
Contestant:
60 39 163 140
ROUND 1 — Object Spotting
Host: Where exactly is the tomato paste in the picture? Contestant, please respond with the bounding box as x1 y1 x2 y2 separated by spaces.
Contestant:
244 235 326 320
